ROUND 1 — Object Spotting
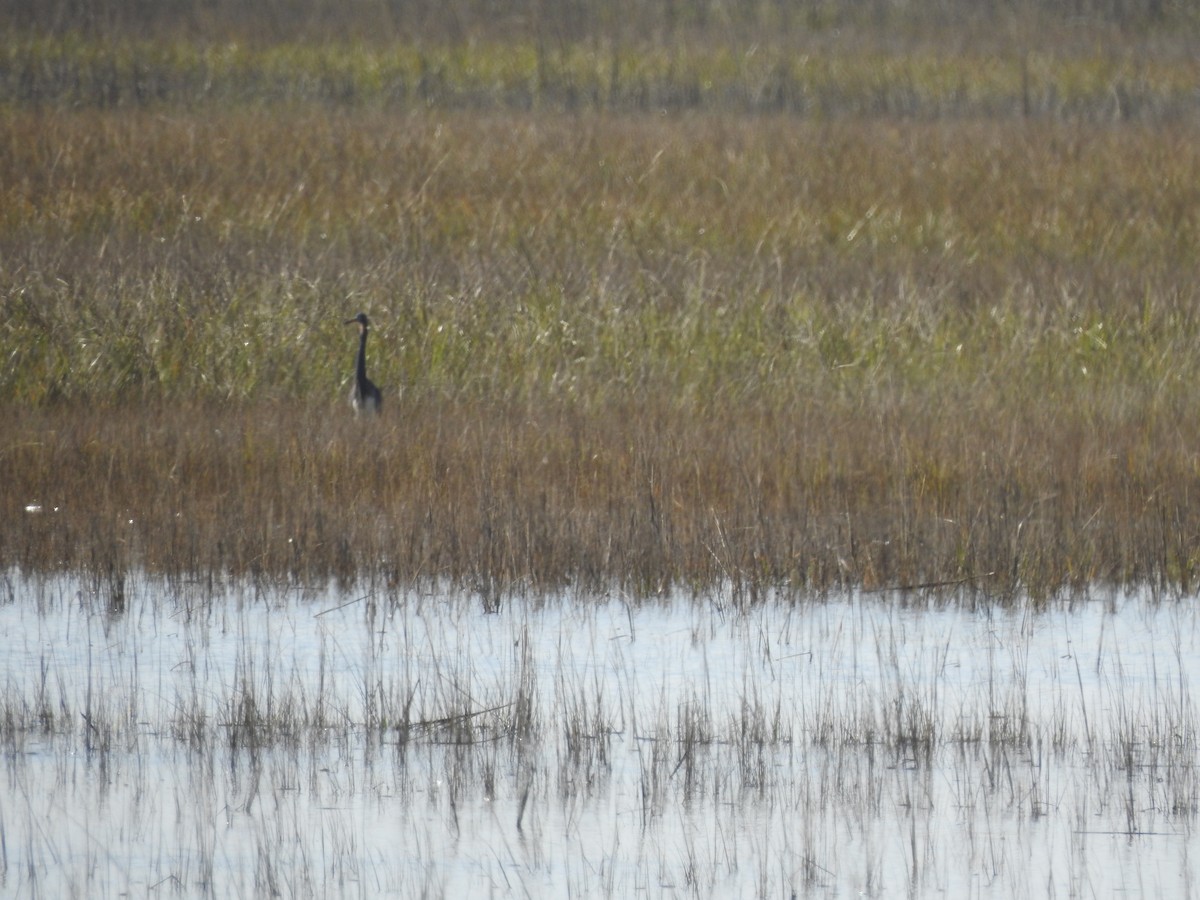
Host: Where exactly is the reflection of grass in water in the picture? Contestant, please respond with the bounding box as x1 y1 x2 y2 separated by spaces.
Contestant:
1 580 1197 895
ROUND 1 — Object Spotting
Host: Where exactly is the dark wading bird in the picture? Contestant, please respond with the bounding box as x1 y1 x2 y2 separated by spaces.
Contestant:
345 312 382 414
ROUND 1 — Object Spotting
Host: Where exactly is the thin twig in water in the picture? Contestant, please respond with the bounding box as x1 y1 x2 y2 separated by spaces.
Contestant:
314 593 372 617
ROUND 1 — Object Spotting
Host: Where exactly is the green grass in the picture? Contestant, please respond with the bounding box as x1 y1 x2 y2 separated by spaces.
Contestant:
4 112 1199 407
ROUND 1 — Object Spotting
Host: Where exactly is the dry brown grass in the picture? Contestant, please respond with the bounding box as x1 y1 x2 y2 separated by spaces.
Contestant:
5 380 1200 603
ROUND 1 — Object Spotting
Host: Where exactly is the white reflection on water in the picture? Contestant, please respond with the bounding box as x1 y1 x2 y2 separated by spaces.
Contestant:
1 574 1197 898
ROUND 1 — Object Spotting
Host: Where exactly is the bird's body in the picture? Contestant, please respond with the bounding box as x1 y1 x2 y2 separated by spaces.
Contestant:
345 313 382 414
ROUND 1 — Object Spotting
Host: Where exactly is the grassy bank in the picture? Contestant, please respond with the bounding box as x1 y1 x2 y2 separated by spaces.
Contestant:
4 13 1200 601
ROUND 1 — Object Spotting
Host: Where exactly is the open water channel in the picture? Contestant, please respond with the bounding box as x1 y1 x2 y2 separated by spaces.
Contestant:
1 573 1197 897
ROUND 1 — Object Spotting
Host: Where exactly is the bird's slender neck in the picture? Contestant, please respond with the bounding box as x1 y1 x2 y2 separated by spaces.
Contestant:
355 325 369 382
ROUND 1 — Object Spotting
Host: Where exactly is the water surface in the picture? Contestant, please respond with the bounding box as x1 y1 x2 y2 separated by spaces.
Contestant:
1 575 1197 897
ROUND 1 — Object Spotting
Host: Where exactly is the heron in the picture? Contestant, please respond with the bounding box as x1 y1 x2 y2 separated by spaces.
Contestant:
344 312 382 414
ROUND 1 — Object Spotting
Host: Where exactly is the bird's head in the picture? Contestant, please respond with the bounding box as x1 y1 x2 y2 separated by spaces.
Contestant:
344 312 370 329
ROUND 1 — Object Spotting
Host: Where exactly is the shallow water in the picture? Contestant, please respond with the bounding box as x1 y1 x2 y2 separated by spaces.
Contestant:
1 574 1197 898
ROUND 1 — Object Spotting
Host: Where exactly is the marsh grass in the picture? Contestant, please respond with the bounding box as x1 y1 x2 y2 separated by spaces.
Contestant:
5 8 1200 601
6 33 1200 121
4 0 1199 119
5 382 1200 602
3 120 1200 600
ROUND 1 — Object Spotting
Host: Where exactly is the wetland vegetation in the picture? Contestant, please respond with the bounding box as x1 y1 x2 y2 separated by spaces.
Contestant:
3 0 1200 896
